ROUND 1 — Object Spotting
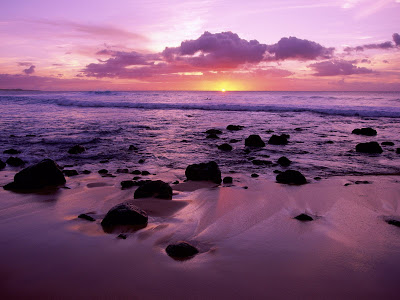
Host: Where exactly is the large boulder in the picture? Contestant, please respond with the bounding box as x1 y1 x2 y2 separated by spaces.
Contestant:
268 134 288 145
245 135 265 147
134 180 172 200
352 127 377 136
3 159 66 190
356 142 383 154
185 161 222 183
0 160 5 170
68 145 86 154
276 170 307 185
166 241 199 259
101 203 148 231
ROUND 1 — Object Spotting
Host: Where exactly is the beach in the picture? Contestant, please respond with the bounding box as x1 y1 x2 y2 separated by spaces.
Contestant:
1 170 400 299
1 90 400 299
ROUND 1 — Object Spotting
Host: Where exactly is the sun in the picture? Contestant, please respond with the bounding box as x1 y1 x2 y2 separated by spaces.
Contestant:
221 88 226 92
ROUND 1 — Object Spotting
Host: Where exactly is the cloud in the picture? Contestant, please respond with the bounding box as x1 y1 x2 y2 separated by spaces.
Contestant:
393 33 400 46
265 36 334 61
18 62 33 66
344 41 394 52
162 31 268 68
309 60 373 76
23 65 35 75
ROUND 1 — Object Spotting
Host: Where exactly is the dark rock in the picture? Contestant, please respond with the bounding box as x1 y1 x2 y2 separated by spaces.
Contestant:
63 169 79 177
132 170 141 175
98 169 108 174
172 180 179 184
277 156 291 167
273 170 282 174
121 180 135 189
132 176 141 180
314 177 321 181
227 125 244 131
381 141 394 146
386 219 400 227
0 160 5 170
102 174 116 178
355 180 371 184
243 186 248 189
325 140 334 144
245 135 265 147
3 159 65 190
116 168 129 173
185 161 222 183
63 164 74 168
100 160 109 163
141 170 150 175
166 241 199 259
68 145 86 154
78 213 95 222
138 159 145 164
294 213 313 221
101 203 148 230
3 149 21 154
223 176 233 184
268 134 288 145
356 142 383 154
205 129 222 135
218 143 232 151
344 183 351 186
229 139 240 143
117 234 127 239
352 127 377 136
252 159 272 166
206 133 219 139
276 170 307 185
6 157 25 167
82 170 91 174
397 148 400 154
128 145 138 151
294 128 303 132
134 180 173 200
251 173 259 178
265 130 274 133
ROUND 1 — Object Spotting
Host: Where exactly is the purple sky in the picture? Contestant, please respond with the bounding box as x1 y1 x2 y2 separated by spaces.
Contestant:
0 0 399 91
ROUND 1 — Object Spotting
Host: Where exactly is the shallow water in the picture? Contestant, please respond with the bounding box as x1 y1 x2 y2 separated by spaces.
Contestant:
1 91 399 180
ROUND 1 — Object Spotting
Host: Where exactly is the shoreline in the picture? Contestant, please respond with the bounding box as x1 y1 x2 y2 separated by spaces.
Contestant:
1 170 400 299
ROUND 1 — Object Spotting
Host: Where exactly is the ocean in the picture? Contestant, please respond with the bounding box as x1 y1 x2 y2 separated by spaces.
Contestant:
1 90 399 181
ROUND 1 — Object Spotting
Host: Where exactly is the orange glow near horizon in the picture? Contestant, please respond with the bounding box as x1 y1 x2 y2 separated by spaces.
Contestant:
221 88 226 92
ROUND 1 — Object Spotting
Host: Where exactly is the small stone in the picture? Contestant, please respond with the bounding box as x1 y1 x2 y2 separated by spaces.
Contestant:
276 170 307 185
166 242 199 259
3 149 21 154
251 173 259 178
68 145 86 154
243 186 248 189
0 160 5 170
277 156 291 167
252 159 272 166
206 133 219 139
128 145 138 151
223 176 233 184
132 170 141 175
268 134 288 145
172 180 179 184
98 169 108 174
205 129 222 135
121 180 135 189
226 125 244 131
294 213 313 221
138 159 145 164
355 180 371 184
218 143 232 151
101 203 148 231
116 168 129 173
344 183 351 186
356 142 383 154
314 177 322 181
6 157 25 167
134 180 173 200
386 219 400 227
82 170 91 174
63 169 79 177
117 234 127 239
78 214 95 222
245 135 265 147
229 139 240 143
141 170 150 175
381 141 394 146
352 127 377 136
185 161 222 183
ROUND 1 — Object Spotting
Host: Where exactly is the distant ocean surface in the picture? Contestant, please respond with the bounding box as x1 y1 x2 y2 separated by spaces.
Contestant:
1 91 400 180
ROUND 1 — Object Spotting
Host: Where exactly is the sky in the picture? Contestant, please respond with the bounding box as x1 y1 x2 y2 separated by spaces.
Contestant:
0 0 399 91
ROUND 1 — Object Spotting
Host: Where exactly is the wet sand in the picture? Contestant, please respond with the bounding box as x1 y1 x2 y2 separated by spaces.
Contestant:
1 171 400 299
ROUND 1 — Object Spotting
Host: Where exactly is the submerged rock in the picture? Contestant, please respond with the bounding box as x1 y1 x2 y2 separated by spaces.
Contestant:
294 213 313 221
277 156 291 167
116 168 129 173
268 134 288 145
356 142 383 154
352 127 377 136
245 135 265 147
251 173 259 178
397 148 400 154
141 170 150 175
128 145 138 151
6 157 25 167
185 161 222 183
166 241 199 259
218 143 233 151
63 169 79 177
68 145 86 154
101 203 148 230
386 219 400 227
229 139 240 143
205 129 222 135
252 159 272 166
98 169 108 174
134 180 172 200
223 176 233 184
78 213 95 222
276 170 307 185
206 133 219 139
0 160 5 170
3 149 21 154
226 125 244 131
3 159 65 190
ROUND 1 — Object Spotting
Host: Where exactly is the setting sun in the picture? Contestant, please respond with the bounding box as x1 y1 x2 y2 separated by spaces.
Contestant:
221 88 226 92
